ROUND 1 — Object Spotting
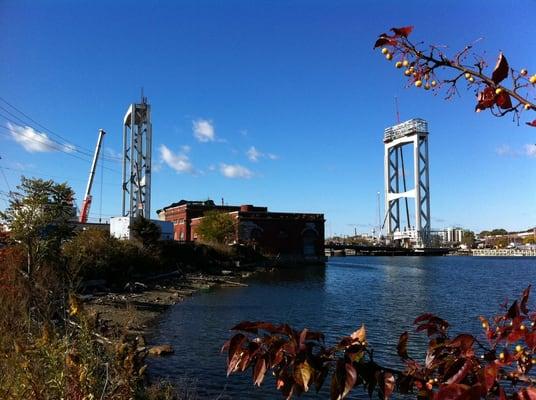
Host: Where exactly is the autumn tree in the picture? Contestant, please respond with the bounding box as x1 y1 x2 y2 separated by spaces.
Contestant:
0 177 75 279
374 26 535 126
196 210 236 245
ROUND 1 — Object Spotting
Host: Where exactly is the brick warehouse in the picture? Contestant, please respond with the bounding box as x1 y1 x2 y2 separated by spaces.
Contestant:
157 200 325 261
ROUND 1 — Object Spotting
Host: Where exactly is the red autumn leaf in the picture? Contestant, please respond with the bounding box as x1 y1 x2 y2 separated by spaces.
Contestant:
526 120 536 127
499 386 507 400
315 366 329 393
253 357 267 386
414 313 435 324
524 332 536 350
397 331 409 359
476 86 496 111
516 387 536 400
492 52 509 84
435 383 473 400
381 372 396 400
508 300 521 319
374 36 397 49
299 328 308 351
330 360 346 400
507 328 525 344
445 359 472 385
496 91 512 109
391 26 414 38
343 362 357 398
449 334 475 352
481 364 498 392
521 285 531 314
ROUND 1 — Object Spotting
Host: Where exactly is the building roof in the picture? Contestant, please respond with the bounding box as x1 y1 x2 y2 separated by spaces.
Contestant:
156 199 216 213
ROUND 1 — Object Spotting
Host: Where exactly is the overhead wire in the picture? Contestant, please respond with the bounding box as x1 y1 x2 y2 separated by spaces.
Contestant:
0 96 122 163
0 111 121 164
0 127 121 174
0 165 117 186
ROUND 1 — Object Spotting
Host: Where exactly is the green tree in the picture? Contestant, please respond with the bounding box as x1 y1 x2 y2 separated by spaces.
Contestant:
130 216 161 248
196 210 236 245
0 177 74 279
523 236 536 245
461 230 475 248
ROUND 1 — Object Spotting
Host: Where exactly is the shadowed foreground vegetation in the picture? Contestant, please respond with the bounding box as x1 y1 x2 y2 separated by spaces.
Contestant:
0 177 262 399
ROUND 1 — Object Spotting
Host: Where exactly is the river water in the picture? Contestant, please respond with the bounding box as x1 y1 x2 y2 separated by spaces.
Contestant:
148 256 536 399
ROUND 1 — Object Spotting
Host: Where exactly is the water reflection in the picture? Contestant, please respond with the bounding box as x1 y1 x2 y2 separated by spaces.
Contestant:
147 256 536 399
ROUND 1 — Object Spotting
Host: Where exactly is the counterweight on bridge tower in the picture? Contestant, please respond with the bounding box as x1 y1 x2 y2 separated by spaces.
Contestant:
383 118 431 247
122 96 152 219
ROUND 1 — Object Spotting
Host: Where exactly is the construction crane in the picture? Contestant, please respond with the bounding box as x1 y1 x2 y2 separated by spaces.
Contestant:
79 129 106 223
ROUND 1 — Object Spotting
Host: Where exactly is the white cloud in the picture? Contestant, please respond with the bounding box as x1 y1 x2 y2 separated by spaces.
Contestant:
496 143 536 158
496 144 514 156
159 144 194 174
193 119 215 142
105 147 122 159
246 146 278 162
181 145 191 153
246 146 261 162
7 122 73 153
523 144 536 157
220 163 253 179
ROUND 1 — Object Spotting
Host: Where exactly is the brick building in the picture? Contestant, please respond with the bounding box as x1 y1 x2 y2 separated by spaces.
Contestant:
157 200 325 260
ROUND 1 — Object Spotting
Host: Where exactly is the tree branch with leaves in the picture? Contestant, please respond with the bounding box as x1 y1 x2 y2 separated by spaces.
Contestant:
373 26 536 127
224 286 536 400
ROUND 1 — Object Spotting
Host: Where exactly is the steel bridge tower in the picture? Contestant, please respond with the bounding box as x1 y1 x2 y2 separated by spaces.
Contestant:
383 118 431 247
121 96 152 219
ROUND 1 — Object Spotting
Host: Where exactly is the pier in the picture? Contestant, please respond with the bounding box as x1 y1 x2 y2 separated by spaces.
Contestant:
325 244 451 257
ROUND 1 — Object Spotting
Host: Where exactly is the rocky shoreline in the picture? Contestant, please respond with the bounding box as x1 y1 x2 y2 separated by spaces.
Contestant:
83 270 254 341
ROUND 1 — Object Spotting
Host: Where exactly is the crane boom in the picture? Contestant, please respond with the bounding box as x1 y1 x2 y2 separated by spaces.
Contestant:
79 129 106 223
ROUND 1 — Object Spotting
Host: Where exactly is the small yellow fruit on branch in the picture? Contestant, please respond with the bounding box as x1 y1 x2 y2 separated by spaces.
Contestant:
530 75 536 84
495 88 503 95
395 61 403 68
385 53 393 61
464 72 471 79
381 48 389 55
402 60 409 67
415 80 423 88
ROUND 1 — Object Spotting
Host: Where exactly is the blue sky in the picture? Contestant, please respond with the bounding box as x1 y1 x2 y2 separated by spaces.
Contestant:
0 0 535 236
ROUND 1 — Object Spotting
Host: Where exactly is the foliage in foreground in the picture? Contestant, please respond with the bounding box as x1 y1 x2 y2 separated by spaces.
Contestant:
224 286 536 399
373 26 535 127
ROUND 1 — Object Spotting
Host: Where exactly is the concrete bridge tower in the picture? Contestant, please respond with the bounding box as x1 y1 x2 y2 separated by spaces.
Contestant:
383 118 430 247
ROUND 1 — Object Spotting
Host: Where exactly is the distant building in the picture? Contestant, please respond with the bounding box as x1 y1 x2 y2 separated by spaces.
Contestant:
436 227 465 244
157 200 325 261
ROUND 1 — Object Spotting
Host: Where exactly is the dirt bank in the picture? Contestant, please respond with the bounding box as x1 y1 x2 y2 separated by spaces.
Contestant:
84 271 253 338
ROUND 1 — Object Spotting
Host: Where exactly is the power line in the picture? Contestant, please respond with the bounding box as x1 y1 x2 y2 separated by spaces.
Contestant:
0 96 121 163
0 127 121 174
0 156 12 193
0 164 118 186
0 109 121 164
